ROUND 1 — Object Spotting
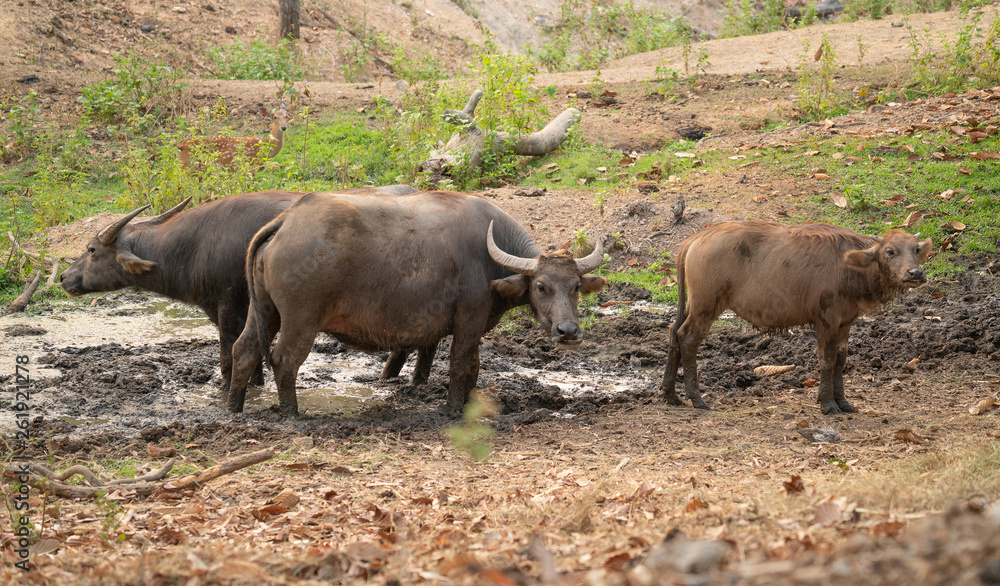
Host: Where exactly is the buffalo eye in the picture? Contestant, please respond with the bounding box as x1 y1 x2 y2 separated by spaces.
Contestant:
572 283 580 294
885 248 895 257
88 246 96 254
535 282 545 293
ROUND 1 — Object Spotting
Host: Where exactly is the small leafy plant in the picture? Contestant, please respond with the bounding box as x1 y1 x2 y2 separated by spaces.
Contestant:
78 52 186 132
207 36 307 82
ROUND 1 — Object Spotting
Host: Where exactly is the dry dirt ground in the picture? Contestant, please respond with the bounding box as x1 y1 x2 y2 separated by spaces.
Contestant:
3 2 1000 585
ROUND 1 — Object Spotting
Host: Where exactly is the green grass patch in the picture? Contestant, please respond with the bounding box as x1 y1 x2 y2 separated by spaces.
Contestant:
597 261 679 305
282 113 403 187
824 132 1000 253
207 36 308 82
521 139 702 191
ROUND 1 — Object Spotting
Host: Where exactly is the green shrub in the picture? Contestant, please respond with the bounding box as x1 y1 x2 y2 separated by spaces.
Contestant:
207 37 307 82
719 0 787 38
78 53 185 133
1 90 45 158
795 35 849 121
905 7 1000 96
529 0 686 72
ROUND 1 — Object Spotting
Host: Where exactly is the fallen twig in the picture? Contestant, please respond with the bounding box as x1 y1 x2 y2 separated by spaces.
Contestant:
45 257 59 289
4 270 42 314
3 449 275 499
162 448 274 490
7 231 39 259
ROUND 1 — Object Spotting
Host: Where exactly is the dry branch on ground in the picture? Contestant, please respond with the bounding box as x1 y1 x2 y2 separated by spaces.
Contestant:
3 449 274 499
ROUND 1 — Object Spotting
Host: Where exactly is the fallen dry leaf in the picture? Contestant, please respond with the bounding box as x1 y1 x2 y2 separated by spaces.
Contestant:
783 475 805 494
831 193 848 208
270 488 300 509
814 173 830 180
894 428 925 444
28 538 61 555
968 397 996 415
633 481 658 500
686 497 709 512
943 220 966 231
903 210 923 228
936 189 955 200
147 443 178 458
802 379 818 388
812 498 846 526
871 521 907 537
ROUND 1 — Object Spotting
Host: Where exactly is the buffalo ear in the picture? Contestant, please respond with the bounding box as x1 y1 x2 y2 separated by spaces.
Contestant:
117 250 156 275
843 243 879 271
491 274 528 302
581 275 608 295
916 237 933 262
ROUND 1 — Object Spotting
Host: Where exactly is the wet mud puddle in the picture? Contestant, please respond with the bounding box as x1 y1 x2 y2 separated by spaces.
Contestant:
0 294 639 438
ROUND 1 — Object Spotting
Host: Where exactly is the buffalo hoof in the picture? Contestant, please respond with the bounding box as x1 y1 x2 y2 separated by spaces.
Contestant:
835 399 856 413
663 392 685 406
691 399 710 410
820 401 842 415
445 402 464 419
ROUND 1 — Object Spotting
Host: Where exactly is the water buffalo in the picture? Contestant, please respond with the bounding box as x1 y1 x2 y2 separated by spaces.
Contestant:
662 221 932 415
228 190 607 416
60 186 416 393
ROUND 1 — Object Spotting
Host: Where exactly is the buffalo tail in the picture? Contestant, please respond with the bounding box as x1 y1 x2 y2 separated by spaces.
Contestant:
246 217 283 370
668 243 688 362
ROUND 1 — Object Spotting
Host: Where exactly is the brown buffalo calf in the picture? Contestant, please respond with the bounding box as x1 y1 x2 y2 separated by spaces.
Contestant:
662 221 932 414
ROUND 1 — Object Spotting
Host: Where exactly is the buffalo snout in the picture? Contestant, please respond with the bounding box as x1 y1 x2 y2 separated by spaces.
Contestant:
905 267 926 283
554 321 582 344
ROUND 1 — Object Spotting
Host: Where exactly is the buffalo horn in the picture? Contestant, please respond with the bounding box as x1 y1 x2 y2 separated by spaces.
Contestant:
97 205 151 245
144 197 192 225
575 233 605 275
487 220 538 276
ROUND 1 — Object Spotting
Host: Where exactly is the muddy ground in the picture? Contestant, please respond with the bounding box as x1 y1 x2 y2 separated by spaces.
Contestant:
3 253 998 455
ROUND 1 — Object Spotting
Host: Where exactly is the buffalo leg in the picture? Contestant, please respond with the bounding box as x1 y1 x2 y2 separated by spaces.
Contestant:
678 318 712 410
217 302 265 392
269 322 318 417
228 304 279 413
412 342 438 385
447 334 481 417
815 322 844 415
380 351 410 380
832 324 855 413
661 322 685 406
250 363 265 386
667 312 722 409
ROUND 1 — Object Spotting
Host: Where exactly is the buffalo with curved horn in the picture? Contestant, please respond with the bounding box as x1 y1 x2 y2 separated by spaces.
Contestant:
229 190 608 416
61 187 417 395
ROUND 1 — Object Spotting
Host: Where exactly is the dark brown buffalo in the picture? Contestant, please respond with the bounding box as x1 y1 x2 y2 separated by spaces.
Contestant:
662 221 932 415
60 186 415 393
228 190 607 416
